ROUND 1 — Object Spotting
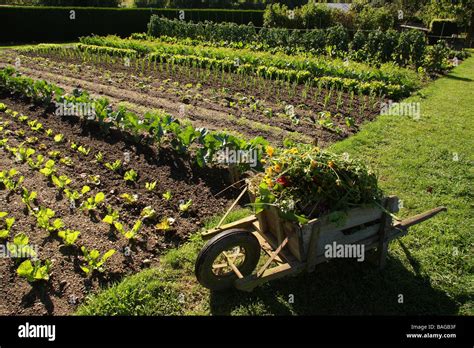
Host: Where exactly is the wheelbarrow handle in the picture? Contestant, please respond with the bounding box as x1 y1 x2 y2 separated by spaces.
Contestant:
394 206 447 230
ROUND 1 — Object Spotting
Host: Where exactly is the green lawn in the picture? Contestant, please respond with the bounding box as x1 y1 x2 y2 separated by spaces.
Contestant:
77 54 474 316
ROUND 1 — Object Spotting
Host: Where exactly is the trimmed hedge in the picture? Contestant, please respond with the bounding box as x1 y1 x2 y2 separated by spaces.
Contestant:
0 6 264 43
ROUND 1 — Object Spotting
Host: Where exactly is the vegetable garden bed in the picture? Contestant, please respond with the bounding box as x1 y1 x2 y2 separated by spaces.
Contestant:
0 96 240 315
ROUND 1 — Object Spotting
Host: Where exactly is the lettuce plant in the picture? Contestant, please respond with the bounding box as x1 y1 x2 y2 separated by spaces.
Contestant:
17 259 51 282
0 212 14 239
58 229 80 246
114 220 142 240
80 246 116 275
124 169 138 183
81 192 105 212
7 232 37 259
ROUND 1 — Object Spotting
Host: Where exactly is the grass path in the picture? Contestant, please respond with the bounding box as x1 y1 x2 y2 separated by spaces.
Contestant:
77 54 474 316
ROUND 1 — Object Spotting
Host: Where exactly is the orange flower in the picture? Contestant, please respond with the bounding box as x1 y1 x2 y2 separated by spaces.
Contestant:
266 146 275 157
328 160 335 169
310 160 317 168
274 164 281 172
264 177 274 188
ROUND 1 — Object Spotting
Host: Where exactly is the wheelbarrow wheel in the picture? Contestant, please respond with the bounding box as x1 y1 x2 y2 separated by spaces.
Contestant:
195 228 260 291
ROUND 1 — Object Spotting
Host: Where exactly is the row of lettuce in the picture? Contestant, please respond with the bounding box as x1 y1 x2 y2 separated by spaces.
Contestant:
146 16 465 73
23 34 420 99
0 67 268 171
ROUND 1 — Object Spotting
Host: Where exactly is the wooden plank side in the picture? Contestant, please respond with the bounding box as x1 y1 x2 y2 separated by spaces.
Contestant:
202 215 258 239
315 224 380 256
308 220 407 268
317 205 384 235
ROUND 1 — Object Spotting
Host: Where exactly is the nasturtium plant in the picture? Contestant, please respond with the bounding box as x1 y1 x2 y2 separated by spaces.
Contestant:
250 145 382 223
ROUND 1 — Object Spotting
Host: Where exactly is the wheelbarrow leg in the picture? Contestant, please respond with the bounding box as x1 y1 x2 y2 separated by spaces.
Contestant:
376 197 399 269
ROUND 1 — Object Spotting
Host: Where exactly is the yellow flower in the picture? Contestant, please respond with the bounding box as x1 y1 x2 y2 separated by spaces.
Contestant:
264 178 273 188
266 146 274 157
289 148 298 154
265 167 273 175
274 164 281 172
328 160 335 169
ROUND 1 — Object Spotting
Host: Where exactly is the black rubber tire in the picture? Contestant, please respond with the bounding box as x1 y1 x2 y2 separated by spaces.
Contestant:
195 228 260 291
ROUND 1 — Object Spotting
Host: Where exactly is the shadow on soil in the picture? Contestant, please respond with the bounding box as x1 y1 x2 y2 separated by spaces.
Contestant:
208 248 458 315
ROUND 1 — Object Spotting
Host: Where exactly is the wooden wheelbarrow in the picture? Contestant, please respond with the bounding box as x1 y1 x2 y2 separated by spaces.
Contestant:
195 188 446 292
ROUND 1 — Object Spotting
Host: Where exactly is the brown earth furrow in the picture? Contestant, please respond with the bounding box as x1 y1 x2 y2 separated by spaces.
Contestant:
0 62 312 145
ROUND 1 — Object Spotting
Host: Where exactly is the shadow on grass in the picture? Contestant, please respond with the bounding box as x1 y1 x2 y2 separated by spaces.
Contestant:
445 74 473 82
209 250 458 315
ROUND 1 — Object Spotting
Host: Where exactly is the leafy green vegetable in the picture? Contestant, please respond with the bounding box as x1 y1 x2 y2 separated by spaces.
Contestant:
51 175 71 190
124 169 138 183
7 232 37 259
162 190 172 201
155 217 175 231
81 192 106 212
145 181 157 191
35 207 64 233
105 160 122 172
21 188 37 211
54 134 64 143
80 246 116 274
179 199 193 213
27 154 45 169
0 212 14 239
58 229 80 246
140 206 156 220
15 147 35 163
0 168 24 191
17 259 52 282
120 193 138 205
102 206 120 225
39 160 56 178
114 220 142 240
65 185 90 204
